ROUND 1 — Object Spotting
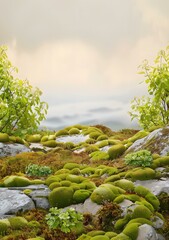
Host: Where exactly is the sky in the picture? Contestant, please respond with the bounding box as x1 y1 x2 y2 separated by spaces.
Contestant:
0 0 169 129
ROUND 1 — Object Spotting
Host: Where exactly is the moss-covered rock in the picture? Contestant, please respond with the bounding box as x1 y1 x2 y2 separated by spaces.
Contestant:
97 140 109 148
60 180 72 186
3 175 31 187
90 236 109 240
77 234 92 240
127 130 149 143
100 167 118 176
90 186 116 204
125 167 156 181
73 189 91 203
151 156 169 168
134 185 151 197
0 133 9 143
127 218 152 226
81 167 96 176
113 179 135 192
85 145 99 154
105 232 117 238
26 134 41 143
68 128 80 135
79 180 96 190
132 205 152 219
45 175 61 186
55 129 69 137
90 151 109 161
49 181 62 190
48 186 74 208
145 192 160 210
122 223 140 240
63 162 81 170
97 135 108 141
0 219 11 235
111 233 131 240
66 174 84 183
87 230 105 237
108 144 125 159
41 135 49 142
8 216 28 230
114 214 131 230
42 140 57 148
104 174 121 183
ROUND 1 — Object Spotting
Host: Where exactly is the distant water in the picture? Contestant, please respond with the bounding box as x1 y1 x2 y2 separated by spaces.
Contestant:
40 99 139 131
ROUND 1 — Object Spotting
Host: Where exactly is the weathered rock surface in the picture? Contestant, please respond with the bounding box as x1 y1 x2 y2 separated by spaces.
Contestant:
126 126 169 155
137 224 163 240
0 188 35 216
0 142 30 157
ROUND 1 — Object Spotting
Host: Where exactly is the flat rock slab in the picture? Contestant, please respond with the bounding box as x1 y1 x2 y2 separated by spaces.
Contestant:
0 188 35 216
0 143 30 157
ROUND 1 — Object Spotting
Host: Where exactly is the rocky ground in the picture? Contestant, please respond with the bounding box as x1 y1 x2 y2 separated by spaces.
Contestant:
0 124 169 240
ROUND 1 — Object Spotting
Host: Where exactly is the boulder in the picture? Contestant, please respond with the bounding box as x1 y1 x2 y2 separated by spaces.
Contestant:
137 224 162 240
126 126 169 155
0 143 30 157
0 188 35 216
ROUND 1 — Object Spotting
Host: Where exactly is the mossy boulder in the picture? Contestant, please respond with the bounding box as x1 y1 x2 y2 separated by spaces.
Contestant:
113 179 135 192
60 180 72 186
90 186 116 204
90 151 109 161
97 140 109 148
8 216 28 230
69 128 80 135
100 167 118 176
3 175 31 187
145 192 160 210
108 144 125 159
85 145 99 154
0 219 11 235
41 135 49 142
122 223 140 240
151 156 169 168
73 189 91 203
127 130 149 143
42 140 57 148
114 214 131 230
66 174 84 183
0 133 9 143
49 181 62 190
55 129 69 137
63 162 81 170
134 185 150 197
26 134 41 143
45 175 61 186
125 167 156 181
97 135 108 141
48 186 74 208
127 218 152 226
104 174 121 183
87 230 105 237
131 205 152 219
111 233 131 240
79 180 96 190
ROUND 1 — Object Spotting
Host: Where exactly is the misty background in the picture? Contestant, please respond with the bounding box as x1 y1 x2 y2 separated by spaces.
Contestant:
0 0 169 130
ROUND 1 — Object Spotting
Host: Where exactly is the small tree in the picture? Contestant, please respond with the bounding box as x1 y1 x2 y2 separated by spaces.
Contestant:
0 46 48 136
129 45 169 129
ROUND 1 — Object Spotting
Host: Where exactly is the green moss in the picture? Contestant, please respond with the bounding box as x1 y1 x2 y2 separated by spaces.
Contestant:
113 179 135 192
100 167 118 176
73 189 91 203
3 176 31 187
108 144 125 159
41 135 49 142
85 145 99 154
64 142 75 150
60 180 72 186
86 138 97 144
70 168 81 175
108 139 121 145
90 151 109 161
122 223 140 240
113 194 125 204
125 194 141 202
79 180 96 190
8 216 28 230
111 233 131 240
27 237 45 240
134 185 150 197
90 236 109 240
63 162 81 170
0 133 9 143
48 186 74 208
68 128 80 135
127 218 152 226
101 183 125 195
126 167 156 181
49 181 62 190
31 179 45 184
42 140 57 148
105 232 117 238
145 192 160 210
0 219 10 236
70 183 81 191
89 132 101 140
48 134 56 140
151 156 169 168
97 135 108 141
23 189 33 195
81 167 96 176
137 200 154 212
56 173 68 180
132 205 152 219
87 230 105 236
26 134 41 143
55 129 69 137
90 186 116 204
45 175 61 186
77 234 92 240
127 130 149 142
104 174 120 183
97 140 109 148
66 174 84 183
55 169 70 174
114 214 131 230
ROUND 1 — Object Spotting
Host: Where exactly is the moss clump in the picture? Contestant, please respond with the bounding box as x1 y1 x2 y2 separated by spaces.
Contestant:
60 180 72 186
77 234 92 240
127 130 149 142
151 156 169 168
79 180 96 190
0 219 10 235
42 140 57 148
87 230 105 237
90 151 109 161
81 167 95 176
132 205 152 219
85 145 99 154
68 128 80 135
125 167 156 181
122 223 140 240
105 232 117 238
26 134 41 143
48 186 74 208
41 135 49 142
90 186 116 204
3 175 31 187
8 216 28 230
86 138 97 144
66 174 84 183
97 140 109 148
63 162 81 170
104 174 120 183
114 214 131 230
73 189 91 203
113 194 126 204
108 144 125 159
89 132 101 140
111 233 131 240
100 167 118 176
0 133 9 143
23 189 33 195
127 218 152 226
134 185 150 197
113 179 135 192
90 236 109 240
145 192 160 210
55 129 69 137
49 181 61 190
45 175 61 186
97 135 108 141
64 142 75 150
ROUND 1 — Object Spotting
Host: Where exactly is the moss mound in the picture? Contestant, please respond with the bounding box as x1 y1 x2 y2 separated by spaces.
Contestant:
122 223 140 240
90 186 116 204
48 186 74 208
0 133 9 143
131 205 152 219
113 179 135 192
8 216 28 230
125 167 156 181
3 175 31 187
26 134 41 143
108 144 125 159
42 140 57 148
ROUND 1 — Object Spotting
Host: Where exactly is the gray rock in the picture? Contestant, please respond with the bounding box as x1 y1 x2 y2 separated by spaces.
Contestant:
126 126 169 155
0 188 35 216
0 142 30 157
137 224 159 240
33 197 50 209
152 216 164 229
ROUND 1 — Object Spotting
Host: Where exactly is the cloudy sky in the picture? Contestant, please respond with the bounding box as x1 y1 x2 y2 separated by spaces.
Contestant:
0 0 169 129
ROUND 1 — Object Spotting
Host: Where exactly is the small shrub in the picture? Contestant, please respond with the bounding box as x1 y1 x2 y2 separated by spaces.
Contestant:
124 150 153 167
25 163 52 177
46 207 83 233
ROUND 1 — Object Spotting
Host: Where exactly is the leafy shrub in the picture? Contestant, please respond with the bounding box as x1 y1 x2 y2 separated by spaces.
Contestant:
45 207 83 233
25 163 52 177
124 150 153 167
